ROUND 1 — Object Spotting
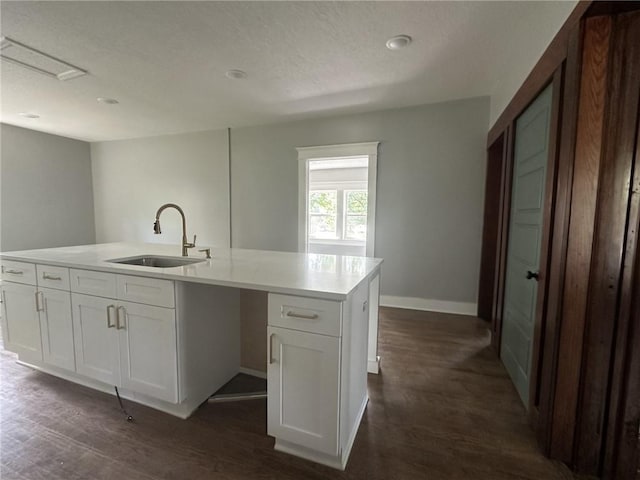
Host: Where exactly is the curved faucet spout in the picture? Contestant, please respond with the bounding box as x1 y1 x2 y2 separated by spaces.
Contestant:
153 203 195 256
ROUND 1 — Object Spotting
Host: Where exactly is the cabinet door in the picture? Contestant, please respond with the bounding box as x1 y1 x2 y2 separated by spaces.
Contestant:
72 293 120 385
40 287 75 371
267 326 340 455
117 301 178 403
1 282 42 364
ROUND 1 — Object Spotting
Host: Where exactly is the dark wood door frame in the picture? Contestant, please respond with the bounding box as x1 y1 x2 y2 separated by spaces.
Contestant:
478 134 506 323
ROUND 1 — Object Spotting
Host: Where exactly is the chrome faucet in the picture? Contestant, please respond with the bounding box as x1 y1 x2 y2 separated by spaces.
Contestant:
153 203 196 256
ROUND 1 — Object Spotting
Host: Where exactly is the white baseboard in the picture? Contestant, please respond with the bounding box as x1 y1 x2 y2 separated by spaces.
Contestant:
238 366 267 379
379 295 477 316
367 356 380 374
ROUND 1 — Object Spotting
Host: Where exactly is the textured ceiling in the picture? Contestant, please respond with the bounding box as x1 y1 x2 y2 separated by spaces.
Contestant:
1 1 576 142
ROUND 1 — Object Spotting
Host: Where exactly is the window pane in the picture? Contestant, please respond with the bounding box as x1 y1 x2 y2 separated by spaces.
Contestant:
309 191 337 214
345 215 366 240
346 191 367 215
309 214 337 238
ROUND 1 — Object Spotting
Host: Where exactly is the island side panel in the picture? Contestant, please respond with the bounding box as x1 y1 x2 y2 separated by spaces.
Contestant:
176 282 240 405
239 289 268 377
367 272 381 374
340 279 370 465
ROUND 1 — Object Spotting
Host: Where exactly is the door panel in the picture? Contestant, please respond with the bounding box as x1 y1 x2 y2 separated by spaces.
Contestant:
501 84 553 407
40 287 75 371
72 293 120 385
1 282 42 364
118 301 177 403
267 326 340 455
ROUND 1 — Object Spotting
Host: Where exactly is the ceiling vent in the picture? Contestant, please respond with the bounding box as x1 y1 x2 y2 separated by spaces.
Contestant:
0 36 88 81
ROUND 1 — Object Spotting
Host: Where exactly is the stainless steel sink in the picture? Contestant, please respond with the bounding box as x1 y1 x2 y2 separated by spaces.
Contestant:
107 255 206 268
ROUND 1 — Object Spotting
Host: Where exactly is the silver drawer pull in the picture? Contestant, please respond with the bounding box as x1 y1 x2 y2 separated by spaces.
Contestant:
269 333 275 364
106 305 116 328
35 291 44 312
4 269 23 275
43 273 62 281
285 311 319 320
116 306 126 330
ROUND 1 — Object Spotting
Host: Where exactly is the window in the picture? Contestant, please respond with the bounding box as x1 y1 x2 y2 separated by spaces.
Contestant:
308 189 368 242
297 142 378 256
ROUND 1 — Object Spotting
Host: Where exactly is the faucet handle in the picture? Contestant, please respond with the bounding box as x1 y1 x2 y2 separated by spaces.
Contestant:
198 248 212 259
192 234 197 246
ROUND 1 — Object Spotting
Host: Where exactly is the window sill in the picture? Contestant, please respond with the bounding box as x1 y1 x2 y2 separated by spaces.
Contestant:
309 239 366 247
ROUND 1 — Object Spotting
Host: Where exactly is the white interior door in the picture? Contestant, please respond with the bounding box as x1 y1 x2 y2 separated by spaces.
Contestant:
500 84 553 407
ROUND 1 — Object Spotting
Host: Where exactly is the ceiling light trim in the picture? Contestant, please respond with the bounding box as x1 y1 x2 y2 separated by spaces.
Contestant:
0 36 88 81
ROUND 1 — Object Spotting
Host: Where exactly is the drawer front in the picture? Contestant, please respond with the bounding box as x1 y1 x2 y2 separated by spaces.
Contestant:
1 261 37 285
268 294 342 337
70 269 117 298
117 275 175 308
37 265 71 291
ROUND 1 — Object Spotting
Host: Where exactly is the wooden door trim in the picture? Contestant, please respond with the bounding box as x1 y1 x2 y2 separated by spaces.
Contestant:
535 21 585 455
574 10 640 474
601 10 640 478
491 124 514 354
488 1 592 145
549 15 614 464
478 134 506 321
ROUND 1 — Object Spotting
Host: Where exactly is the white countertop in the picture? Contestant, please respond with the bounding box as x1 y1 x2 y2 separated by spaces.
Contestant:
1 243 383 300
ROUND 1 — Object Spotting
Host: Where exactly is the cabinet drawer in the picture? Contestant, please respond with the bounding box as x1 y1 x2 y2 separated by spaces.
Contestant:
117 275 174 308
1 261 37 285
70 269 117 298
268 294 342 337
37 265 70 291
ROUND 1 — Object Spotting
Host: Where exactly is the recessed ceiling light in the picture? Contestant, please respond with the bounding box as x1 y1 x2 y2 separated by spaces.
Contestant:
386 35 412 50
225 69 247 80
18 112 39 119
97 97 119 104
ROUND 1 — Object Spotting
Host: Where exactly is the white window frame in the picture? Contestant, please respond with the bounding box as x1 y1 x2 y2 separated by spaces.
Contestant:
297 142 378 256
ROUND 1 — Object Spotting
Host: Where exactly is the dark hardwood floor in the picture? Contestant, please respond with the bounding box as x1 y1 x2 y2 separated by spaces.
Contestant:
0 308 577 479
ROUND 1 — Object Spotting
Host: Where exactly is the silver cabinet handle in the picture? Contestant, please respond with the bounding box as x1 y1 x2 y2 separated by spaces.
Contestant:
116 306 126 330
35 291 44 312
269 333 275 364
4 269 23 275
106 305 116 328
285 311 319 320
42 273 62 281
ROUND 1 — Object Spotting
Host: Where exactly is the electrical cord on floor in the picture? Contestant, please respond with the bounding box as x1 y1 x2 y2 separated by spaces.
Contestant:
114 386 134 422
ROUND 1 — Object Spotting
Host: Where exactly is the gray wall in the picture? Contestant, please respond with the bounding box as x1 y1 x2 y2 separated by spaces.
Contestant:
231 97 489 303
1 124 95 251
91 130 230 248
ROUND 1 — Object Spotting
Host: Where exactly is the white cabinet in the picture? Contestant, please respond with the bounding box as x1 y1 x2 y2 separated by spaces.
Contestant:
1 282 42 364
267 325 340 455
267 289 371 470
39 287 75 371
72 293 120 385
1 262 74 370
118 300 177 403
71 282 178 403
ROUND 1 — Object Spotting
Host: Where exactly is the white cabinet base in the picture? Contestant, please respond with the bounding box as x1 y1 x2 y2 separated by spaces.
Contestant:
274 395 368 471
15 359 204 419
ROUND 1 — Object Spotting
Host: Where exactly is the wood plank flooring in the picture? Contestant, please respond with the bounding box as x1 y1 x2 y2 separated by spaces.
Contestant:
0 308 578 479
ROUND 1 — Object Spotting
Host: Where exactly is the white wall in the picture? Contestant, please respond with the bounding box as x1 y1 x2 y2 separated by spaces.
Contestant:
489 0 577 127
0 124 95 251
91 130 230 248
231 97 489 309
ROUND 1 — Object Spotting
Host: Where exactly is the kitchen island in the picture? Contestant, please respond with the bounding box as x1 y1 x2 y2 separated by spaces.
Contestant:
0 242 382 470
